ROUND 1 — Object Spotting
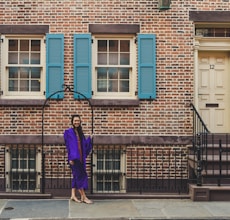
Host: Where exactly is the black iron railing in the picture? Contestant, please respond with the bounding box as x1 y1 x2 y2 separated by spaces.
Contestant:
190 103 230 186
206 134 230 186
190 103 209 185
0 143 189 195
190 103 209 147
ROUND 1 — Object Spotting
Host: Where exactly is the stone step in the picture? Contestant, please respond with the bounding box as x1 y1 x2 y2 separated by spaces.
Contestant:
189 184 230 201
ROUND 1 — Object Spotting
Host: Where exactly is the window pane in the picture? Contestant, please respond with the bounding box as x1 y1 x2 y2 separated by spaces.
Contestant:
20 40 29 51
105 151 112 159
20 80 29 91
21 173 27 179
11 149 18 158
31 68 41 91
105 174 112 180
120 53 129 65
20 160 27 169
31 80 40 91
105 182 111 191
105 161 112 170
120 81 129 92
97 161 103 170
109 53 118 65
12 173 19 179
20 68 30 91
9 40 18 51
29 181 36 190
98 53 107 65
120 68 129 79
109 40 118 52
215 28 225 37
109 80 118 92
9 67 18 78
97 174 103 180
31 53 40 64
120 40 129 52
97 80 107 92
20 68 30 78
21 181 27 190
113 161 120 170
120 68 129 92
9 80 18 91
12 160 18 169
113 182 120 191
98 40 107 51
97 68 107 92
108 68 118 92
97 68 107 79
9 53 18 64
31 70 41 91
108 68 118 79
97 150 104 159
115 151 120 159
97 182 103 191
19 52 29 64
31 40 40 51
29 173 36 179
29 160 35 169
13 181 19 190
9 68 19 91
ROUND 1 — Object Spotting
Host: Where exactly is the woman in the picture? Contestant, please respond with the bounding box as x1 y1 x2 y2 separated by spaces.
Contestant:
64 114 93 204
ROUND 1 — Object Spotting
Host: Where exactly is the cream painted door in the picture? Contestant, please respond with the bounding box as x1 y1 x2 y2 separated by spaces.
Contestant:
198 51 230 133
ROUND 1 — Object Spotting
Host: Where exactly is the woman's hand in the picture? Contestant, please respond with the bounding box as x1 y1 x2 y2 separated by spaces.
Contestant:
69 160 74 165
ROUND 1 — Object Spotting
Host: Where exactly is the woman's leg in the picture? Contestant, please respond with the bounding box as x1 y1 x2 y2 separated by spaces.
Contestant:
70 188 81 203
78 188 93 204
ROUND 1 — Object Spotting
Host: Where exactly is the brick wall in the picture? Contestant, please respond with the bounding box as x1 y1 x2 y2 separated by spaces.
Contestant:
0 0 230 195
1 0 229 136
0 0 198 136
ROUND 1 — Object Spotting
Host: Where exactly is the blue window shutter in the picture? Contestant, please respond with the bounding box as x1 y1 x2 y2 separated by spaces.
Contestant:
138 34 156 99
73 34 92 99
46 34 64 99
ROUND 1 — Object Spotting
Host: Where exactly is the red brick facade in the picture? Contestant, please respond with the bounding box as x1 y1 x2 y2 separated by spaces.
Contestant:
0 0 229 196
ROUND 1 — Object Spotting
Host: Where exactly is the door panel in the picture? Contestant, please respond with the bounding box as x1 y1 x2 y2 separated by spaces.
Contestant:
198 51 230 133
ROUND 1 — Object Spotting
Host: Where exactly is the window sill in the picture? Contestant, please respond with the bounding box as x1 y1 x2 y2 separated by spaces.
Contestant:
0 99 46 106
90 99 140 106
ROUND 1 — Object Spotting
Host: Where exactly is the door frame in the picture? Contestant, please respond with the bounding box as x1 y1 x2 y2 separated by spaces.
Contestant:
194 37 230 108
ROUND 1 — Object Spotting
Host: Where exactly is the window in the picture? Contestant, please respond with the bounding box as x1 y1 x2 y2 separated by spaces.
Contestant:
196 28 230 37
1 35 45 98
93 146 126 193
74 33 156 100
5 145 41 192
92 36 136 99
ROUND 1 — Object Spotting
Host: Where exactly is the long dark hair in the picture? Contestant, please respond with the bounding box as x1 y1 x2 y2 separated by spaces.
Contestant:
71 114 85 143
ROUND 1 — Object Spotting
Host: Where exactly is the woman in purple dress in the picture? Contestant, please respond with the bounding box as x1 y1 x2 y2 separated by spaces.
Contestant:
64 114 93 204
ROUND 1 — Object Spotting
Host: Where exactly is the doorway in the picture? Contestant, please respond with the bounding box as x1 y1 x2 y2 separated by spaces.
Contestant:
198 51 230 133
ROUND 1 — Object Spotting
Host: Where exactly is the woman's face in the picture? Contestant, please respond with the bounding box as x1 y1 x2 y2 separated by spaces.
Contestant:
72 116 81 128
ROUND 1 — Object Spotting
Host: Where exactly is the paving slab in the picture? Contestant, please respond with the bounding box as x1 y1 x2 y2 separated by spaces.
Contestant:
0 199 68 219
0 198 230 220
202 202 230 218
70 199 140 219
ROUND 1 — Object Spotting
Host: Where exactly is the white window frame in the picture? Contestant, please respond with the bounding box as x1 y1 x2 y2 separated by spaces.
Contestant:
5 146 41 192
1 35 46 99
93 145 126 193
92 34 136 99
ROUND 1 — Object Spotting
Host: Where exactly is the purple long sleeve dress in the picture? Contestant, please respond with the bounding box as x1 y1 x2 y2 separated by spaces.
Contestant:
64 128 92 190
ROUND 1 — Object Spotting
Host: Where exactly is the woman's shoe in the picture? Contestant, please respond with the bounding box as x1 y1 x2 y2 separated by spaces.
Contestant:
70 196 81 203
81 197 93 204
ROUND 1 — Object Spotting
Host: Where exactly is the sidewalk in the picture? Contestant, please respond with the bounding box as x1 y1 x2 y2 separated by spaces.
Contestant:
0 198 230 220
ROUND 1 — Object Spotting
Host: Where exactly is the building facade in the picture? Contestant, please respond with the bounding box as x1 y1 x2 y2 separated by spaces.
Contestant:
0 0 230 197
